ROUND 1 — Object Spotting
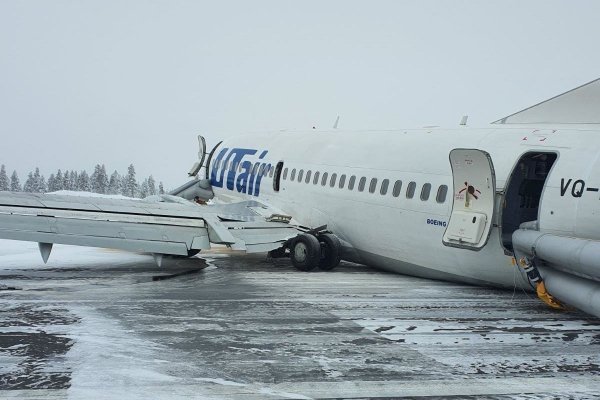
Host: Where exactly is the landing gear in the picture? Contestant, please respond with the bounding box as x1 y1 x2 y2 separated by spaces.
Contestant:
317 233 341 270
284 232 341 272
290 234 321 271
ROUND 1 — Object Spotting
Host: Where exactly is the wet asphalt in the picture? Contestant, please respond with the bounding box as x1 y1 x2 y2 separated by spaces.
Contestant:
1 243 600 399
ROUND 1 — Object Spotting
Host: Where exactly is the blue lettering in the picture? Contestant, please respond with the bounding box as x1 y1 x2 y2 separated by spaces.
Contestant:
211 147 270 197
236 160 253 193
210 148 229 188
253 163 271 196
427 218 447 227
226 148 257 190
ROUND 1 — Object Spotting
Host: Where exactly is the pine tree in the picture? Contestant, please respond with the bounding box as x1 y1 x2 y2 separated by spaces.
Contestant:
23 172 34 192
10 171 21 191
0 165 9 191
96 164 108 193
47 173 56 192
68 170 78 191
139 178 149 198
91 164 101 193
55 169 64 191
90 166 96 191
158 182 165 195
32 168 43 193
147 175 156 196
78 170 91 192
61 170 69 190
123 164 137 198
108 170 121 195
38 175 47 193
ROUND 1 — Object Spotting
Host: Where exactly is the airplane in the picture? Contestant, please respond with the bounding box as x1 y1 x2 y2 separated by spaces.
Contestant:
1 78 600 319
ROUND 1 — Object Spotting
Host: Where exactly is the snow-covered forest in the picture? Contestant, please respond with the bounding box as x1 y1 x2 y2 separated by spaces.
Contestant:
0 164 165 198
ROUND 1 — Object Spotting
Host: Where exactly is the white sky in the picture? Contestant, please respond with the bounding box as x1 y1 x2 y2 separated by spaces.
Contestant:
1 0 599 186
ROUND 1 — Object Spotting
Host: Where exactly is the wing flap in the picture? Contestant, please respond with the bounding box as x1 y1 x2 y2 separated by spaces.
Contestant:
0 192 302 257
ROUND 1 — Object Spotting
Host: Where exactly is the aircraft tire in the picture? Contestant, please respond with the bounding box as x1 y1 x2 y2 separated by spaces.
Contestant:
291 234 321 271
318 233 341 270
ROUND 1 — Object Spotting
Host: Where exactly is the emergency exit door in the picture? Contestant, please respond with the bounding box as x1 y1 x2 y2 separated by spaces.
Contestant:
443 149 496 250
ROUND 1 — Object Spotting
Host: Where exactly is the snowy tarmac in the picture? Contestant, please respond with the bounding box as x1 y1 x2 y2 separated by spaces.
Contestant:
0 239 599 399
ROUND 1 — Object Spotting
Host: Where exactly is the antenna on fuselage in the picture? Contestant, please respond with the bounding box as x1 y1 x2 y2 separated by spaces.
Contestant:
333 115 340 129
460 115 469 126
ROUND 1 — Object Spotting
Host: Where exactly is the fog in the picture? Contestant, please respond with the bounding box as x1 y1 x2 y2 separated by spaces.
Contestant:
1 1 599 186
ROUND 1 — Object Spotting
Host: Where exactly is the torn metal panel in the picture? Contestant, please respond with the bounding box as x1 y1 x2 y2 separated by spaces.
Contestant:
0 192 304 258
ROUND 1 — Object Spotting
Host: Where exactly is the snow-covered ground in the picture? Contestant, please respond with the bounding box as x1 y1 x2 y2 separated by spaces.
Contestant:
1 239 600 399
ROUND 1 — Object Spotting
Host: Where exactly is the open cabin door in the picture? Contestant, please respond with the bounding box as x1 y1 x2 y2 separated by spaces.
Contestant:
443 149 496 251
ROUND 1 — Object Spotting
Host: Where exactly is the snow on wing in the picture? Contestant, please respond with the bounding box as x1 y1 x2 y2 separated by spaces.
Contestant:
0 192 299 258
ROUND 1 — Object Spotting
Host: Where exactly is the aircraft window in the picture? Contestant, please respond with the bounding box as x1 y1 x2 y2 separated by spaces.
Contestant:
421 183 431 201
313 171 320 184
305 170 312 183
369 178 378 193
348 175 356 190
380 179 389 195
406 181 416 199
269 166 274 178
436 185 448 203
298 169 304 182
283 168 288 180
358 177 366 192
392 180 402 197
339 174 346 189
330 173 337 187
290 169 296 181
321 172 329 186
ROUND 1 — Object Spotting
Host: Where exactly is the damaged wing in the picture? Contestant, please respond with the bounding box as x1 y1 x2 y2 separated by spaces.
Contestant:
0 192 300 263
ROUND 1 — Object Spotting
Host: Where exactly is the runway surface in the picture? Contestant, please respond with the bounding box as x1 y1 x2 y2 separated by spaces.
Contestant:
0 239 599 399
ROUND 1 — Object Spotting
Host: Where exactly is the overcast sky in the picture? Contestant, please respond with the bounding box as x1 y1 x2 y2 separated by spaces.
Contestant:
1 1 599 186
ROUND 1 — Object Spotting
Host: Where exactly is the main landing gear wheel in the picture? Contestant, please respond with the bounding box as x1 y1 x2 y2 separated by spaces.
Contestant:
291 234 321 271
318 233 341 270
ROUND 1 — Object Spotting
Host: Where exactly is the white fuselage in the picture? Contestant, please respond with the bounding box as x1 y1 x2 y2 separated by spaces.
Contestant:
208 125 600 288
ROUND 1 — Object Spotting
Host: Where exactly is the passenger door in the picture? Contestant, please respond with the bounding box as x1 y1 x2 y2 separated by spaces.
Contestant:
443 149 496 250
